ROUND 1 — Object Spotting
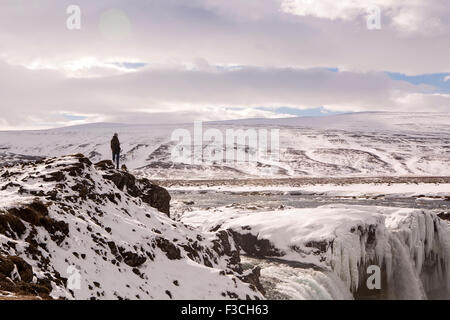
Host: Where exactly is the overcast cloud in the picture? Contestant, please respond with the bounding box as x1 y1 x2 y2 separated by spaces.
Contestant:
0 0 449 129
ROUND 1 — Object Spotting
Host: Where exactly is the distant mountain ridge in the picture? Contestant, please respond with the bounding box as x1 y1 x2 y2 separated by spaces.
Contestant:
0 112 448 179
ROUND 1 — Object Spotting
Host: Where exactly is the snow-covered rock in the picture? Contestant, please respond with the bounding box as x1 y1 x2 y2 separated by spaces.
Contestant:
181 205 450 299
0 154 263 300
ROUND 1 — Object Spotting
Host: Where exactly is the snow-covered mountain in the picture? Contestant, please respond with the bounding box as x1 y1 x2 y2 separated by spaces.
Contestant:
0 112 449 179
0 154 262 299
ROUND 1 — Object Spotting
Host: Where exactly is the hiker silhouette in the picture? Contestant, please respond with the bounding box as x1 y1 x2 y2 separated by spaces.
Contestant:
111 133 121 169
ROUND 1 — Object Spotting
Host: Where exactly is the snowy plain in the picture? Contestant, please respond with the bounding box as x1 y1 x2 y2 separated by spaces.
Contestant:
0 112 449 179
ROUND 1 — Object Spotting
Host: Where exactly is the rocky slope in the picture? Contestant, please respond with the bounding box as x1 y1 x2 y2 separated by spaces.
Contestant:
0 154 263 300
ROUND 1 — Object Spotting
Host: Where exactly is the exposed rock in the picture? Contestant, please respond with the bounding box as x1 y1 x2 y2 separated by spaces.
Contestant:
138 180 171 217
238 266 265 296
96 160 171 217
0 213 26 239
0 255 51 299
154 237 181 260
7 201 69 245
212 230 242 273
94 160 115 171
438 212 450 222
228 230 284 258
119 250 147 268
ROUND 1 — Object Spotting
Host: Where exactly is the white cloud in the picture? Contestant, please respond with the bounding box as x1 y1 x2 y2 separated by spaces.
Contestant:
395 92 450 111
281 0 370 21
0 0 449 74
281 0 449 34
0 0 449 129
0 61 447 129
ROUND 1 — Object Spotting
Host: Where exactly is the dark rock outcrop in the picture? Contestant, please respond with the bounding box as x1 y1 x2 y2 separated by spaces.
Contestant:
154 237 182 260
7 201 69 245
0 255 52 299
138 181 171 217
228 229 285 258
438 212 450 222
238 266 265 295
95 160 171 217
0 213 26 239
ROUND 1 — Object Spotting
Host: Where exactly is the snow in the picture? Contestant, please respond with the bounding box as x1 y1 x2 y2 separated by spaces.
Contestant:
215 112 450 134
0 155 262 300
0 112 449 179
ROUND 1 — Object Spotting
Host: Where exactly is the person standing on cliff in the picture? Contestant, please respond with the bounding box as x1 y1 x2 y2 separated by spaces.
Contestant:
111 133 121 169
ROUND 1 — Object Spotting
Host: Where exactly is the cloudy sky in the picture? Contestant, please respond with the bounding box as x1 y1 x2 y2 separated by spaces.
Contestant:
0 0 449 130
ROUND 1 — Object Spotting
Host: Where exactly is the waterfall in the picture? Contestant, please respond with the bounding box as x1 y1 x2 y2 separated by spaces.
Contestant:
246 210 450 300
327 210 450 299
243 257 354 300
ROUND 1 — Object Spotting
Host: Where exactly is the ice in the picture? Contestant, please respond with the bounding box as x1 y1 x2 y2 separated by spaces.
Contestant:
244 258 353 300
181 204 450 299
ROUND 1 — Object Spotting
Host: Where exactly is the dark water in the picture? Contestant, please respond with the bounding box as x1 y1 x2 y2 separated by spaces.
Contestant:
171 189 450 212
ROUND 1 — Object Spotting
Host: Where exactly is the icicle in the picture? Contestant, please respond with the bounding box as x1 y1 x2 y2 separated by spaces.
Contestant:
328 210 450 298
388 234 427 299
424 212 434 256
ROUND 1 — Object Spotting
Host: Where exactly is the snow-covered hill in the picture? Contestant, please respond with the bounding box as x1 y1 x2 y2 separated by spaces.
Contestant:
0 112 449 179
0 154 262 299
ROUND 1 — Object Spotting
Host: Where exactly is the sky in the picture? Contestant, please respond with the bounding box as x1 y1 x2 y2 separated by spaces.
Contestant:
0 0 450 130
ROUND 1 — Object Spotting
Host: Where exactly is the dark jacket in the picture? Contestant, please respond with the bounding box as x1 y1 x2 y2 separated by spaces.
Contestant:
111 136 121 153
